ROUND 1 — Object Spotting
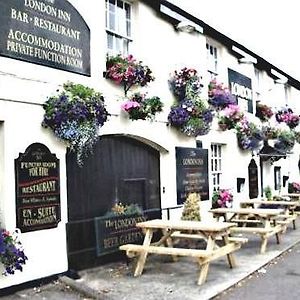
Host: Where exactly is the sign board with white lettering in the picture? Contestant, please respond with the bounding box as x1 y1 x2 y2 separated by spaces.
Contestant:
0 0 90 76
15 143 61 232
176 147 209 204
228 68 253 113
94 209 161 256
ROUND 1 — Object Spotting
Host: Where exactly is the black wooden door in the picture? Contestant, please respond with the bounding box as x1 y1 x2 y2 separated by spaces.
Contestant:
66 135 161 269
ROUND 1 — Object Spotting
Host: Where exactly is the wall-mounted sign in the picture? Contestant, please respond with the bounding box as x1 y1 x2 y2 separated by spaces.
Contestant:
228 68 253 113
248 159 258 199
15 143 60 232
176 147 209 204
0 0 90 76
94 209 160 256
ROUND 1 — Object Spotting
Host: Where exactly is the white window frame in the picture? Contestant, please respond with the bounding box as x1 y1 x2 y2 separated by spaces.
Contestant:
211 144 223 191
105 0 133 56
206 42 218 77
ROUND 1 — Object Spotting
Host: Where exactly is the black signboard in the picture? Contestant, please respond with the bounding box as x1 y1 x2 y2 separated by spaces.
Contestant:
176 147 209 204
248 159 258 199
0 0 90 76
228 68 253 113
15 143 60 232
94 209 161 256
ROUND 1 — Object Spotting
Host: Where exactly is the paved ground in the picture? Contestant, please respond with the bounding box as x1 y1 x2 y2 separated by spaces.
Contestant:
214 242 300 299
1 223 300 300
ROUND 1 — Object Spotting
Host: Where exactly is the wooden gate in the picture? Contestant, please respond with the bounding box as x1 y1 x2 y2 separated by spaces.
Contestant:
66 135 161 269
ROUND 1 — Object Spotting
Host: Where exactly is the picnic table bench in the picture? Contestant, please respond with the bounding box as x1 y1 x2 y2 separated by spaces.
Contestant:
240 199 298 231
209 207 284 253
119 219 246 285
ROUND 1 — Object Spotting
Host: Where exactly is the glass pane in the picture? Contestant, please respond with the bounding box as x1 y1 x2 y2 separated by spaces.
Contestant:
210 45 213 55
109 0 115 12
211 159 214 171
123 39 129 55
219 159 222 171
117 0 123 8
218 146 222 157
214 159 217 171
107 34 113 50
109 12 115 30
125 3 131 19
116 37 122 54
126 20 131 37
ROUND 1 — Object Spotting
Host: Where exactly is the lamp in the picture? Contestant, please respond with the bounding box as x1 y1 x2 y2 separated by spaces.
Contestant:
176 20 196 33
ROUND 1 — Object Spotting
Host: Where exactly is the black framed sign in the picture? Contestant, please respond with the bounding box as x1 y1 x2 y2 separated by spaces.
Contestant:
248 159 258 199
0 0 90 76
176 147 209 204
15 143 61 232
228 68 253 113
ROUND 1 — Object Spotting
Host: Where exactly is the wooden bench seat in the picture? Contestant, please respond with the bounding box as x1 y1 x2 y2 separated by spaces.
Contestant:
170 231 248 244
230 219 263 224
119 244 212 258
230 227 274 234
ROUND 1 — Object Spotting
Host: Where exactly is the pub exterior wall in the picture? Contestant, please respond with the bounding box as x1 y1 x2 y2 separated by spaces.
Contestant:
0 0 299 287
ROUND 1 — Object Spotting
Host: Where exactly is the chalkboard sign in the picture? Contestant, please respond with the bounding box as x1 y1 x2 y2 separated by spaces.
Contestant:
176 147 209 204
94 209 160 256
248 159 258 199
15 143 60 232
0 0 90 76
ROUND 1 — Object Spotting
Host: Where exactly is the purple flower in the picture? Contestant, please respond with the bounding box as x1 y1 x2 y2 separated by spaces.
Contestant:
168 106 190 127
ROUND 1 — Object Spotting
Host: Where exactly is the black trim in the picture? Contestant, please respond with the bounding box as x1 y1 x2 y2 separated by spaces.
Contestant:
157 1 300 90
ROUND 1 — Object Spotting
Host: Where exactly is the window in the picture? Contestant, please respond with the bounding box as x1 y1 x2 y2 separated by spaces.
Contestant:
274 167 281 191
206 42 218 76
105 0 132 56
211 144 222 191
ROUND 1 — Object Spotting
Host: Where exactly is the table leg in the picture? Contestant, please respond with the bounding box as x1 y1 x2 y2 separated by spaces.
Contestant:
134 229 153 277
198 235 215 285
260 218 270 254
222 235 237 268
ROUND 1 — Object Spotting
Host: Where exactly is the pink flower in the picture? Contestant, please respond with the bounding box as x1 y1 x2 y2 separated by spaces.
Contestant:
121 101 140 112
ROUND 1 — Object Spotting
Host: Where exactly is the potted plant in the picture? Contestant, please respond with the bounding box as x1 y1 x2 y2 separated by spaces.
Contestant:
105 54 154 96
0 229 27 275
42 82 109 166
181 193 201 221
121 92 163 121
211 189 233 208
264 186 272 200
274 129 295 153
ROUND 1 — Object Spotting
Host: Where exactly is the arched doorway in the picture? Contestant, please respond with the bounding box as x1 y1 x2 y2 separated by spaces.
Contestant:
66 135 161 269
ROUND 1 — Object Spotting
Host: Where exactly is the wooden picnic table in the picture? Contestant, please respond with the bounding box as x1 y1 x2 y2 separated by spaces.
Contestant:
209 207 284 253
240 199 298 230
119 219 246 285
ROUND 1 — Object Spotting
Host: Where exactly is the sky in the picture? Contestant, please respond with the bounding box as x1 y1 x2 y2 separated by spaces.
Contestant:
169 0 300 80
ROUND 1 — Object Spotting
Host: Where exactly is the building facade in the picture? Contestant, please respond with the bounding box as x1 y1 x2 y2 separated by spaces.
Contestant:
0 0 300 288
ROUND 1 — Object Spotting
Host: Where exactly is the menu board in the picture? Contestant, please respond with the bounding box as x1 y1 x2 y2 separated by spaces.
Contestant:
15 143 60 232
176 147 209 204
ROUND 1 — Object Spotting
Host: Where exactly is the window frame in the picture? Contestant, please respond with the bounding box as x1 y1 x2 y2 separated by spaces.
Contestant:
206 41 218 77
105 0 133 56
210 143 223 191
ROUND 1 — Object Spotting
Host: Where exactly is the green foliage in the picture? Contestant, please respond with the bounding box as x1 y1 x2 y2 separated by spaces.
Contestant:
181 193 201 221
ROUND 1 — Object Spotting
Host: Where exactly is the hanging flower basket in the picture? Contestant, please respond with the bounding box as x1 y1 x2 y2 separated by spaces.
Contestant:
0 229 27 275
208 79 236 110
273 129 295 153
105 54 154 96
275 107 300 129
169 67 203 100
255 103 273 122
42 82 109 166
168 99 213 137
235 119 264 151
168 67 212 137
121 92 163 121
217 104 244 131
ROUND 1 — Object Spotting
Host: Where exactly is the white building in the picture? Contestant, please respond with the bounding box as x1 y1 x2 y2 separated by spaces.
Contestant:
0 0 299 289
